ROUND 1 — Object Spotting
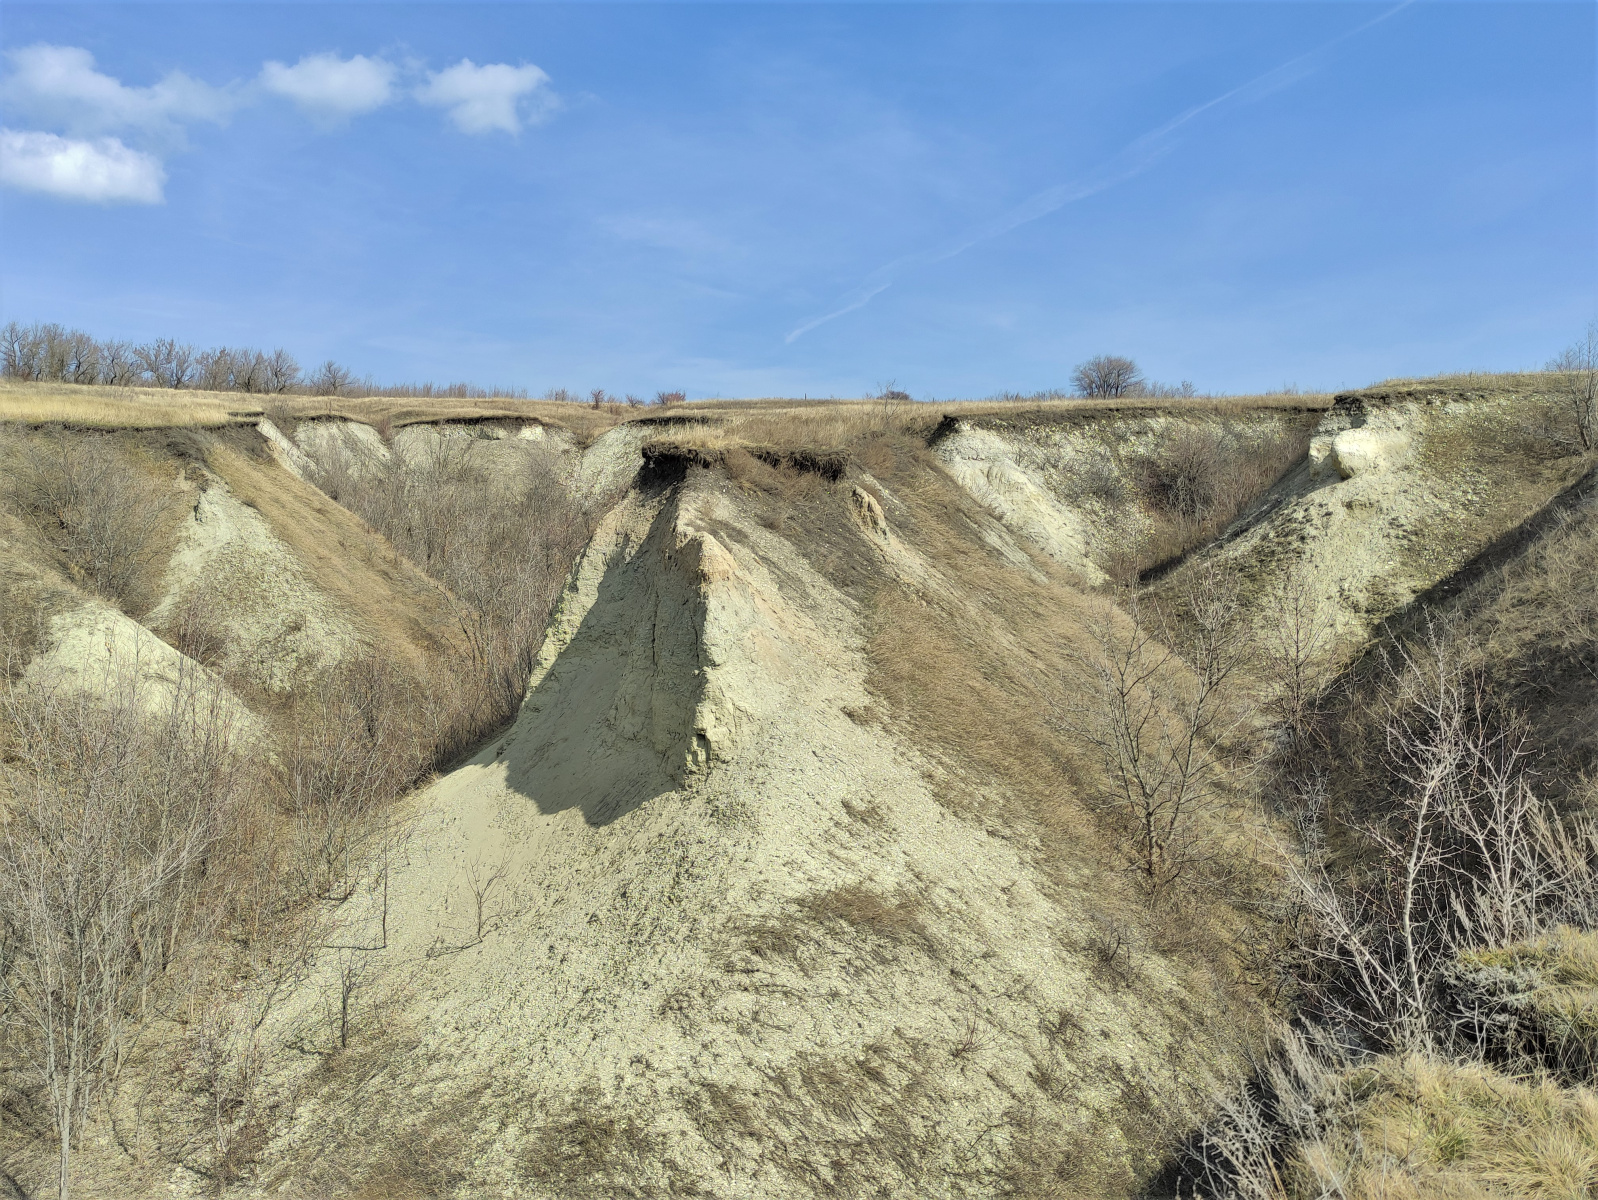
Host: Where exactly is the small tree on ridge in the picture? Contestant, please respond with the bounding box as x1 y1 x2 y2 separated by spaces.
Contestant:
1072 355 1145 399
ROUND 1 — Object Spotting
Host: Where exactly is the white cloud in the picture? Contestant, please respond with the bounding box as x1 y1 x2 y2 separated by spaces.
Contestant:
259 53 396 120
417 60 552 135
0 128 165 203
2 44 235 135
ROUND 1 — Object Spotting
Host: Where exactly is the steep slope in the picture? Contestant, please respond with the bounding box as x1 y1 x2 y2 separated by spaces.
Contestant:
1142 378 1591 662
213 456 1250 1200
0 424 461 705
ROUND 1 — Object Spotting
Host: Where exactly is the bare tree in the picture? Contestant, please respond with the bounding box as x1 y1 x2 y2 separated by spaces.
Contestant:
311 360 355 397
233 350 269 395
1 321 44 379
0 666 243 1200
1283 629 1584 1051
61 331 100 386
262 348 300 394
96 340 139 388
1072 355 1144 399
1258 561 1336 744
1546 320 1598 451
654 389 686 407
333 952 369 1051
135 339 195 389
1072 562 1252 897
196 347 248 393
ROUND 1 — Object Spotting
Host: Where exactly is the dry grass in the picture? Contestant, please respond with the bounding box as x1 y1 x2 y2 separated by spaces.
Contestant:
10 371 1574 453
799 884 931 950
1450 927 1598 1081
1359 370 1569 399
0 379 634 439
1289 1054 1598 1199
3 376 1337 442
202 440 458 678
0 379 249 427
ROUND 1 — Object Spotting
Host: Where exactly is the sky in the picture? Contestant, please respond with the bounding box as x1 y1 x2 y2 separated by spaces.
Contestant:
0 2 1593 399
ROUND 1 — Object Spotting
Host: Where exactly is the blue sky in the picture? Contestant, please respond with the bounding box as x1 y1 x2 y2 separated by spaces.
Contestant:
1 2 1593 398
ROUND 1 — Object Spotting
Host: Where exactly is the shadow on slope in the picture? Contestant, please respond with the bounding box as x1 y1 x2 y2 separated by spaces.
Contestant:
503 493 701 826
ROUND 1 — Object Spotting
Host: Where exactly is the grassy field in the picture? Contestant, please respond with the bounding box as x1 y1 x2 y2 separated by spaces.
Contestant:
1 376 1336 438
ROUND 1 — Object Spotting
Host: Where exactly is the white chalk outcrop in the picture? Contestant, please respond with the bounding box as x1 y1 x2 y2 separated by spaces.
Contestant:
1330 428 1410 478
933 420 1105 582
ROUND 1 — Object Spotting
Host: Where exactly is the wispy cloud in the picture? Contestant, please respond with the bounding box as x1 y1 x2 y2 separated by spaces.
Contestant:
786 0 1415 342
259 53 397 121
417 60 554 135
0 127 165 203
1 44 236 138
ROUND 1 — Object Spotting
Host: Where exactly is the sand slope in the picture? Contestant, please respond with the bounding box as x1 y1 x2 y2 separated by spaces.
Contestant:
250 470 1234 1198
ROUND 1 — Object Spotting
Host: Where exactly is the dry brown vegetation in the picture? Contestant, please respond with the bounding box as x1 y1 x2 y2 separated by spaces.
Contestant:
0 664 254 1200
2 429 185 616
0 414 606 1197
1181 467 1598 1197
3 372 1329 435
2 366 1594 1198
295 431 606 751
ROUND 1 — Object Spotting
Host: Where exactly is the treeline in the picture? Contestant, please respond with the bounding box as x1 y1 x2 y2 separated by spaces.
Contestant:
0 321 531 400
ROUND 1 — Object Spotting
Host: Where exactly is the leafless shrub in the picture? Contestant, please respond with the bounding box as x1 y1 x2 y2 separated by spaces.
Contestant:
1284 627 1597 1053
8 431 178 614
164 582 230 667
428 852 513 957
1545 321 1598 452
1142 426 1229 522
653 389 686 407
274 656 424 904
1130 422 1314 575
1065 447 1129 507
1184 1028 1343 1200
0 665 245 1200
174 999 270 1186
948 1013 993 1061
1085 913 1137 982
1258 561 1336 747
332 951 370 1051
306 437 598 760
1142 379 1199 399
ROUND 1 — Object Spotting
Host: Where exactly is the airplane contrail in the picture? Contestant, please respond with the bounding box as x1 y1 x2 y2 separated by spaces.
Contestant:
785 0 1415 344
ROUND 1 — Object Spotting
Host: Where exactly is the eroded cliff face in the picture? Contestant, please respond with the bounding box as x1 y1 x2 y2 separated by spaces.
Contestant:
930 385 1586 662
233 465 1247 1200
